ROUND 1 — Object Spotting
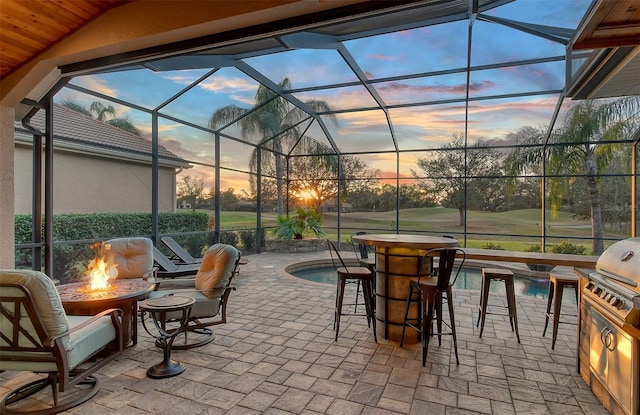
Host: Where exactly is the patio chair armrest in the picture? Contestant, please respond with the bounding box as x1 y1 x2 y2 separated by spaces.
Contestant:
44 308 123 347
153 277 196 290
159 285 235 297
144 267 158 281
203 285 236 296
219 285 235 301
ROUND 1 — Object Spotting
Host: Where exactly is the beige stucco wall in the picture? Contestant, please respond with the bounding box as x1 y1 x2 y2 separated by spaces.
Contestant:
14 145 177 214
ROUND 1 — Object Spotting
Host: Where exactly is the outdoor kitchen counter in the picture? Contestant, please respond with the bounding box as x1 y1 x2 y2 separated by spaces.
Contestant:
458 248 598 268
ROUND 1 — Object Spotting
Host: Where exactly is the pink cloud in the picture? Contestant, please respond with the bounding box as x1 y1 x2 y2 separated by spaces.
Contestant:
364 53 401 61
379 81 495 94
500 66 547 78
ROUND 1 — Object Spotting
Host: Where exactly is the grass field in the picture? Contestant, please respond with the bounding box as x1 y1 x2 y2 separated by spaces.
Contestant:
193 207 628 253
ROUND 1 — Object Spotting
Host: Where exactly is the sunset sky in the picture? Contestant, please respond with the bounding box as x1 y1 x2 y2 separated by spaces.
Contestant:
57 0 593 194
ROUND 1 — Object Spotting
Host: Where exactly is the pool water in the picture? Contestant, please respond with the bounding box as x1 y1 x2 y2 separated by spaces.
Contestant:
288 266 576 303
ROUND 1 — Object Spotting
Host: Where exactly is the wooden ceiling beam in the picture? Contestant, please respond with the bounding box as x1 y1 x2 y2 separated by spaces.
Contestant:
573 0 640 50
0 0 127 78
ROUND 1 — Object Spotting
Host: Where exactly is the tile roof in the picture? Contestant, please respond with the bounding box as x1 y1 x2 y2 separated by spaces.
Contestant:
15 104 188 166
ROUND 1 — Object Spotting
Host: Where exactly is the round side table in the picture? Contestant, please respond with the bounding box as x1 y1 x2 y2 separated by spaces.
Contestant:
139 295 195 378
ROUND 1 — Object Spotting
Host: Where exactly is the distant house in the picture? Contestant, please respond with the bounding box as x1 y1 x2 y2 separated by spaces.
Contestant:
13 104 190 215
320 200 352 213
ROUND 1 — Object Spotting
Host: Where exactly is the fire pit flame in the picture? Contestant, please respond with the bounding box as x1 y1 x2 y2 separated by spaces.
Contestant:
85 243 118 290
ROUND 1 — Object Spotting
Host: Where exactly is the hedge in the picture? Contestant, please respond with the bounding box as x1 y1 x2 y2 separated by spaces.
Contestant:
15 212 211 283
15 212 267 284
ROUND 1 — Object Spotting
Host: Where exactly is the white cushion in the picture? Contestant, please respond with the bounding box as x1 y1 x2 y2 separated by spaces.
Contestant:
65 315 117 368
147 290 221 320
106 237 154 279
195 244 238 298
0 269 70 349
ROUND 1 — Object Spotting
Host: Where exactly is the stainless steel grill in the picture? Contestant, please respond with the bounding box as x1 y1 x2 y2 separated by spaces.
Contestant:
585 237 640 325
581 237 640 415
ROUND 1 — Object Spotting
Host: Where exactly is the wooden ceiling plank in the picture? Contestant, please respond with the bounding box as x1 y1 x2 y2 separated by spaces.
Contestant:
604 1 639 22
574 1 610 45
42 0 107 26
594 22 640 37
573 0 640 50
47 0 128 22
0 19 58 48
575 35 640 50
9 2 88 38
0 46 32 64
0 55 21 68
1 1 72 41
0 0 123 78
42 0 105 18
0 21 64 46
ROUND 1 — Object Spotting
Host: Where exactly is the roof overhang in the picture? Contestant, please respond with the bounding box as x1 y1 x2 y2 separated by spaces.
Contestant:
567 46 640 99
566 0 640 99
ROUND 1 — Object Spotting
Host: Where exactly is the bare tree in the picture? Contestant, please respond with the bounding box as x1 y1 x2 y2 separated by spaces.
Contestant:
177 175 205 211
412 134 505 226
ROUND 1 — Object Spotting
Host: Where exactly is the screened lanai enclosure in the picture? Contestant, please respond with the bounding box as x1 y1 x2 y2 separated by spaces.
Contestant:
16 0 640 281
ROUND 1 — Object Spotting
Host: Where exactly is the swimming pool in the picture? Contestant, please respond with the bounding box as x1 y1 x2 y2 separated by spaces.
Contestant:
287 265 574 302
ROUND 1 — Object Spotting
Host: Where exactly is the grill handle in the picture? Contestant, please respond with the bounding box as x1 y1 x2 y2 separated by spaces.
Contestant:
598 268 638 288
600 326 615 351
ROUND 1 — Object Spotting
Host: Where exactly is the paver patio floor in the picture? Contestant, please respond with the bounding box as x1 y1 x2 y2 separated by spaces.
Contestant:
0 251 609 414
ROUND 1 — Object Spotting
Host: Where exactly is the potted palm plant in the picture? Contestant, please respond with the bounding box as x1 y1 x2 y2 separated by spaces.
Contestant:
266 208 326 252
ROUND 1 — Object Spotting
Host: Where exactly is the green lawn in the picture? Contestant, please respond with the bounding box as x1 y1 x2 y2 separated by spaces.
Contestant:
186 207 625 253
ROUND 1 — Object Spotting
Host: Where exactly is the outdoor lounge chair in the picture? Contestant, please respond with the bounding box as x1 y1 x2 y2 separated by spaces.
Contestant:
0 269 123 414
161 236 203 264
153 246 201 279
148 244 241 349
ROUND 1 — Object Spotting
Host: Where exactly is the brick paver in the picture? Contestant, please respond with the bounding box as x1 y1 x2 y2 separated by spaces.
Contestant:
0 251 605 414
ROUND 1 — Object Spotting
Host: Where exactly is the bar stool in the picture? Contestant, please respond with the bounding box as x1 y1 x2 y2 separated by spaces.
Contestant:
400 248 465 366
327 240 377 342
543 272 579 349
476 268 520 343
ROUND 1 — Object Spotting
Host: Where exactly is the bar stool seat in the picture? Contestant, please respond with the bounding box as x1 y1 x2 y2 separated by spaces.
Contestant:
543 272 578 349
477 268 520 343
358 256 376 272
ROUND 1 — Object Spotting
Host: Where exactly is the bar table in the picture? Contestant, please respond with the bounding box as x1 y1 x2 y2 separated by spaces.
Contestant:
351 234 459 342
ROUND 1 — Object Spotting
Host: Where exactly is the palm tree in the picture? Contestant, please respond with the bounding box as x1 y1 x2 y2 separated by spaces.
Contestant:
89 101 116 121
61 99 141 136
209 78 336 214
60 100 92 117
507 96 640 255
105 116 141 135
